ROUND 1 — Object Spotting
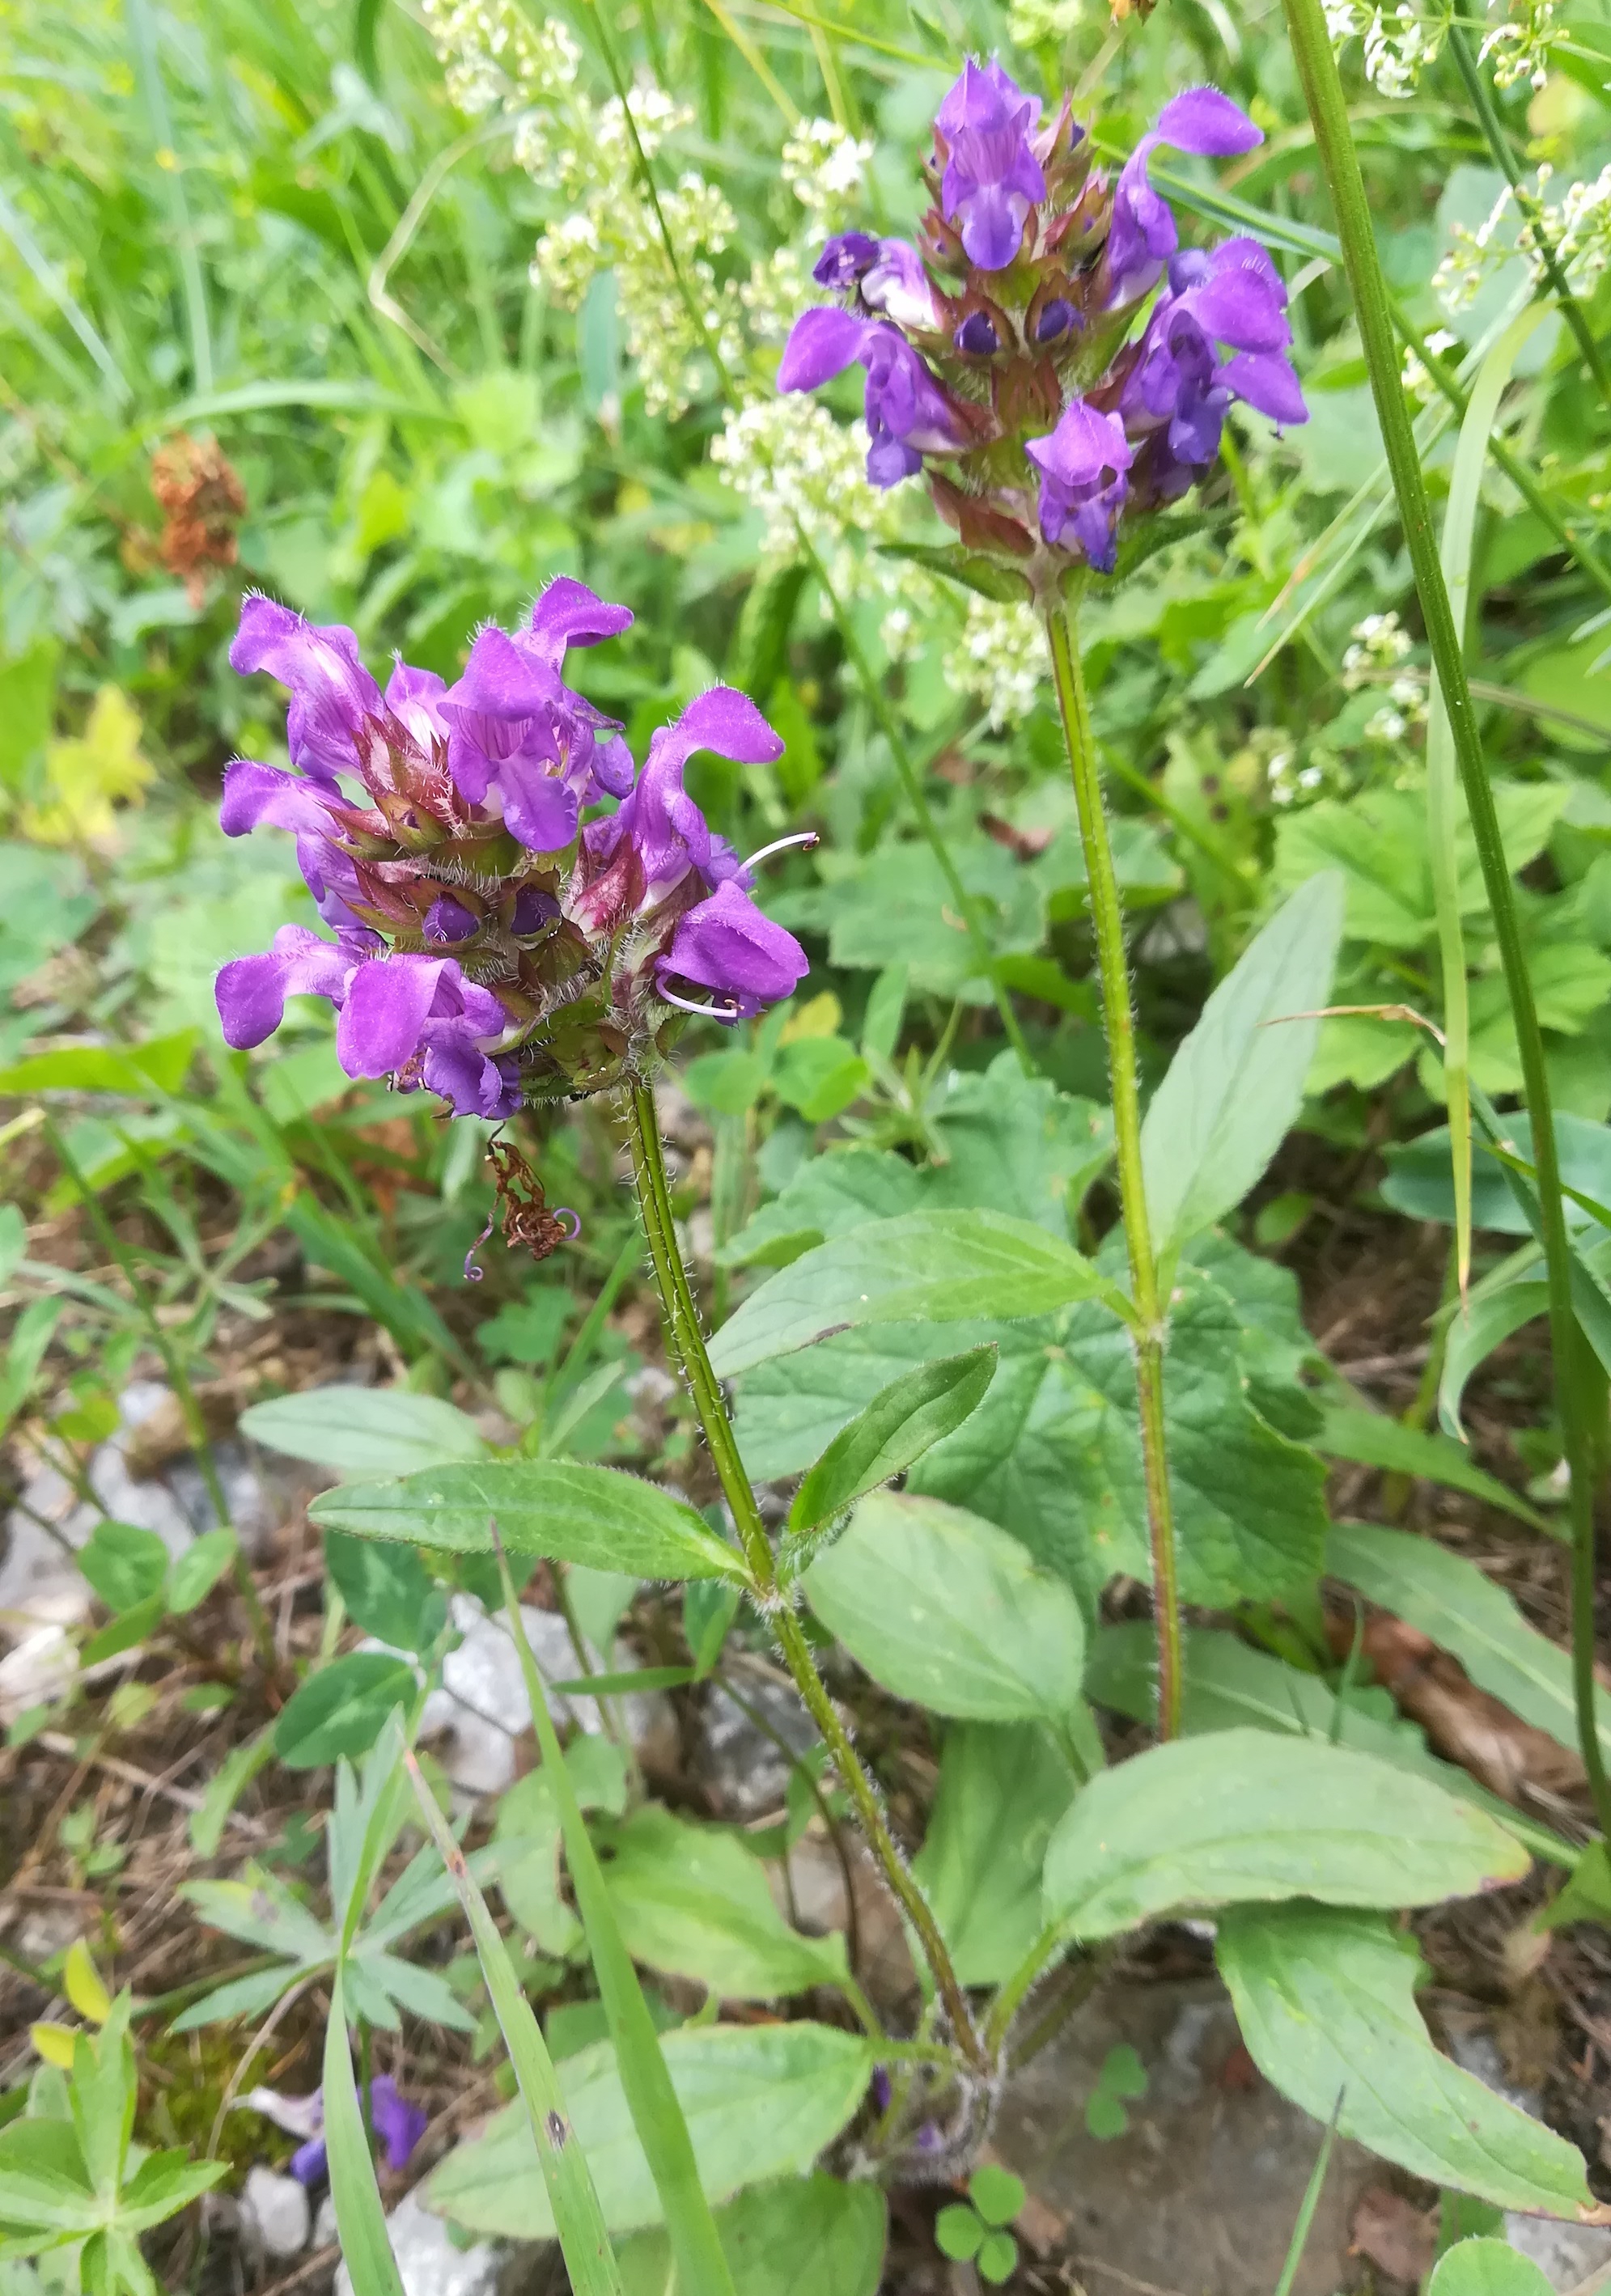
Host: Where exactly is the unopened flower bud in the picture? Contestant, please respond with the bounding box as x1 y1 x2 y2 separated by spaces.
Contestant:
424 892 480 945
955 310 1000 357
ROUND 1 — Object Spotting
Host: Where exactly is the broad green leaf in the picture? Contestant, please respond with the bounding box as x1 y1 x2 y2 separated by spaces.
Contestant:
1326 1520 1611 1769
1217 1903 1592 2214
602 1807 847 2000
165 1528 239 1615
272 1655 414 1769
180 1869 331 1963
1043 1730 1528 1937
422 2023 875 2239
710 1211 1108 1379
0 2119 95 2233
617 2175 886 2296
921 1057 1113 1234
310 1462 742 1582
737 1269 1325 1613
1316 1406 1550 1533
1380 1112 1611 1237
913 1722 1081 1985
770 1036 870 1123
803 1490 1085 1722
324 1968 406 2296
787 1348 997 1539
75 1522 167 1614
497 1740 628 1958
1085 1622 1573 1866
240 1387 488 1476
323 1531 444 1655
0 1031 197 1098
1429 2240 1557 2296
115 2147 228 2234
404 1755 623 2294
720 1146 922 1272
1141 873 1344 1256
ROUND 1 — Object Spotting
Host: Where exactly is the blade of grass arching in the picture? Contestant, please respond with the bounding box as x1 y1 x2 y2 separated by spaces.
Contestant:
324 1966 405 2296
1427 303 1550 1305
0 187 130 403
695 0 801 121
1270 2095 1344 2296
401 1752 624 2294
491 1532 739 2296
1281 0 1611 1842
125 0 213 394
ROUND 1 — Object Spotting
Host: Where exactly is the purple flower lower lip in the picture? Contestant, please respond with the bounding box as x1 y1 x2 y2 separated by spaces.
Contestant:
658 879 810 1023
936 57 1046 273
1104 85 1262 307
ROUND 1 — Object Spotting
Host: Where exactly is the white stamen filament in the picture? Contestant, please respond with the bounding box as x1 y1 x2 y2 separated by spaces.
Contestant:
659 984 742 1021
740 830 820 872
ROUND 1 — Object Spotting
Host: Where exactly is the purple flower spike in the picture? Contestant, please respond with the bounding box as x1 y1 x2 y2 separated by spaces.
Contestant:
814 231 880 288
214 924 356 1050
659 879 809 1020
440 625 581 854
369 2076 429 2173
936 58 1046 273
229 596 384 787
1105 87 1262 308
1026 400 1134 572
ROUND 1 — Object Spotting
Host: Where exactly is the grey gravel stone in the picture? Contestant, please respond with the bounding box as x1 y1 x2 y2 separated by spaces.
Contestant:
241 2165 311 2259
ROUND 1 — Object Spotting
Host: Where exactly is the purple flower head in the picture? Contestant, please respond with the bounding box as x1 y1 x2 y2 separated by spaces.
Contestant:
659 878 809 1021
814 231 880 288
935 58 1046 273
230 595 383 788
1104 87 1262 308
440 583 634 853
778 311 970 489
1026 399 1134 572
1118 236 1305 489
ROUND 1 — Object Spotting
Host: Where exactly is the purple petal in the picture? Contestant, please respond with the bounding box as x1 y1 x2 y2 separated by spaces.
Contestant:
421 1040 522 1119
591 731 634 800
778 306 870 394
214 926 352 1051
861 242 941 333
384 660 450 749
229 595 382 783
511 884 561 935
1026 399 1134 488
497 759 582 854
814 231 880 288
1222 349 1308 425
954 182 1032 271
290 2137 328 2188
525 578 634 667
336 956 448 1078
1155 87 1262 159
659 688 785 772
219 759 338 840
659 880 809 1019
368 2078 429 2172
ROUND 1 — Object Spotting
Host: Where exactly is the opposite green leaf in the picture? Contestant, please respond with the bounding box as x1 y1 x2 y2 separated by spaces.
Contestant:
786 1347 998 1540
309 1460 743 1582
1140 872 1344 1256
241 1386 489 1475
1217 1904 1592 2217
1043 1730 1528 1938
804 1490 1086 1722
1428 2239 1558 2296
708 1209 1112 1379
422 2024 875 2239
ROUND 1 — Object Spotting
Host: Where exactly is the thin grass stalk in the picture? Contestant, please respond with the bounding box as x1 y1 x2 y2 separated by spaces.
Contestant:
490 1533 739 2296
1427 303 1548 1305
1282 0 1611 1840
125 0 213 394
401 1751 624 2294
1444 24 1611 400
622 1085 990 2072
794 533 1037 1076
1043 604 1182 1741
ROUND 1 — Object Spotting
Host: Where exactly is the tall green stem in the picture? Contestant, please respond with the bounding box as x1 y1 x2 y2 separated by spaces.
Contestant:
623 1084 989 2070
1042 607 1181 1741
1283 0 1611 1840
795 534 1036 1078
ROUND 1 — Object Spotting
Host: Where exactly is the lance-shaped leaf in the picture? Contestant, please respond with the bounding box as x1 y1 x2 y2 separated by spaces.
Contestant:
803 1490 1084 1722
1217 1902 1594 2216
786 1347 997 1540
708 1210 1113 1379
240 1386 489 1476
1043 1730 1528 1938
310 1461 743 1582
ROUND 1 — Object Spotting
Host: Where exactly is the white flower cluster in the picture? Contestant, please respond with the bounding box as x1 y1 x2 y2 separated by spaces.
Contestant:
1480 0 1562 91
1325 2 1450 96
1435 159 1611 312
418 0 579 125
711 396 908 581
1342 610 1424 741
944 599 1049 729
1401 325 1456 400
1005 0 1092 40
781 118 874 235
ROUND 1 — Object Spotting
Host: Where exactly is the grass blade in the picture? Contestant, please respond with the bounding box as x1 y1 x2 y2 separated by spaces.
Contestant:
1271 2095 1344 2296
401 1750 624 2295
1427 303 1549 1303
492 1531 740 2296
324 1966 405 2296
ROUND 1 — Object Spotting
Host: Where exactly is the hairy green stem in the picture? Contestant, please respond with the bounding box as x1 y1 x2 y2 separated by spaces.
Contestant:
622 1084 988 2069
1283 0 1611 1840
1444 23 1611 401
795 533 1037 1077
1042 606 1182 1740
